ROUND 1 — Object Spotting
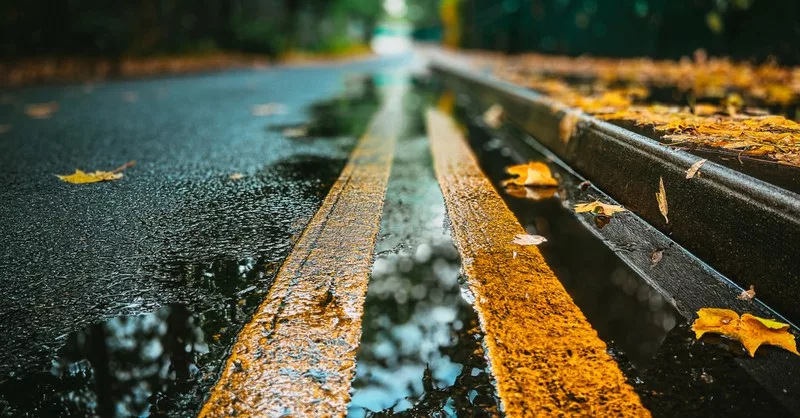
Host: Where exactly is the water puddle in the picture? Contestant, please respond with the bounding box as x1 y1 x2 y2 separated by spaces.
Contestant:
449 94 791 415
348 82 499 417
267 75 379 140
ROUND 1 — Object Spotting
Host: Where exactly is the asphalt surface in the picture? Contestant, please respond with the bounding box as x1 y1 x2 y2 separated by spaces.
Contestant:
0 55 408 416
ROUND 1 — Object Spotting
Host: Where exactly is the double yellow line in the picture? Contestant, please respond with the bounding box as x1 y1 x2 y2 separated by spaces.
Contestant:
201 102 648 417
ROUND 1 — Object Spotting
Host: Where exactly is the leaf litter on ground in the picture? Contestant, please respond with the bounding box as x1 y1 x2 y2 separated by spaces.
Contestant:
56 160 136 184
692 308 798 357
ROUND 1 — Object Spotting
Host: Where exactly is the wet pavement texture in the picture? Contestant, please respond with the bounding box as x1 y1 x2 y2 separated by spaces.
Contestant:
0 57 396 417
348 84 498 417
1 56 797 418
452 95 793 416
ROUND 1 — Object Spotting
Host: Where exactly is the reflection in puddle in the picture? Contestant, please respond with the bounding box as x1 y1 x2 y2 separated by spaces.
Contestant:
50 305 205 417
349 239 497 417
349 80 499 417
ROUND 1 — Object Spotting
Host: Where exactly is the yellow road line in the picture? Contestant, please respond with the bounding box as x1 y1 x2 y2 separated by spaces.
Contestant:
199 97 403 418
425 108 649 417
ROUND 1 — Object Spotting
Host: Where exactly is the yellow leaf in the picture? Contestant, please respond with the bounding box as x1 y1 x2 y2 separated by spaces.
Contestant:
692 308 799 357
574 200 626 216
230 172 244 180
56 170 123 184
56 161 135 184
656 177 669 223
503 162 558 187
685 159 707 179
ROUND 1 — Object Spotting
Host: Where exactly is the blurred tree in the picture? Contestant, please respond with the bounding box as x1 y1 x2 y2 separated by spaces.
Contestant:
0 0 384 60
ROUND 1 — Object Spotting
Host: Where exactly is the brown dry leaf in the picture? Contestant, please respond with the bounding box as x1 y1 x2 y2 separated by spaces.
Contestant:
656 177 669 223
650 249 664 268
574 200 626 216
692 308 798 357
25 101 59 119
229 172 244 180
56 160 135 184
482 104 504 128
503 162 558 187
512 234 547 246
558 112 580 143
251 103 287 116
686 159 707 179
737 285 756 301
0 124 11 134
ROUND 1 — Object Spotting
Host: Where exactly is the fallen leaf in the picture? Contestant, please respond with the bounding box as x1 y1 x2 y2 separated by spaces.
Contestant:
504 185 557 200
650 249 664 268
25 101 59 119
737 285 756 301
56 160 135 184
512 234 547 246
503 162 558 187
230 172 244 180
692 308 798 357
656 177 669 223
282 126 308 138
559 111 580 143
251 103 287 116
578 180 591 190
482 104 504 128
686 159 707 179
574 200 626 216
0 124 11 134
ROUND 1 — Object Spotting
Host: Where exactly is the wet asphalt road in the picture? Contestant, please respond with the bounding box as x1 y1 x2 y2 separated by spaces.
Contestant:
0 55 410 414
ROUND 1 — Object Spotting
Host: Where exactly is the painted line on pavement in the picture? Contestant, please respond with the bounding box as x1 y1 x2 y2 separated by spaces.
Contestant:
199 93 404 417
425 108 649 417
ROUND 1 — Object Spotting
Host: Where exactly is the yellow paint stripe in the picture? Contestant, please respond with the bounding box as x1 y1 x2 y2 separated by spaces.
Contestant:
425 108 649 417
199 97 403 418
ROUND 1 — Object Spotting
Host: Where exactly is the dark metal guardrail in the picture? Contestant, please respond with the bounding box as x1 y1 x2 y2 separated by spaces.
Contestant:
431 58 800 327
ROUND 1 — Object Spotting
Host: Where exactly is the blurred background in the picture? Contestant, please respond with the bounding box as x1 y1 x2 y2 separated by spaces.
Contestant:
1 0 798 64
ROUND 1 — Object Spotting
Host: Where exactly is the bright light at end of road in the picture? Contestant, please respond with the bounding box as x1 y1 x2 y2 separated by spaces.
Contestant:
383 0 407 17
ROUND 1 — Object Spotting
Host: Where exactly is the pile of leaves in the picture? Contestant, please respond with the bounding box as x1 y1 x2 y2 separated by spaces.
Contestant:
478 53 800 167
489 51 800 107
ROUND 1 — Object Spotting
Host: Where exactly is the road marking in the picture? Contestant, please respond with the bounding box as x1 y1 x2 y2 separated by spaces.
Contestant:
425 108 649 417
200 96 403 418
